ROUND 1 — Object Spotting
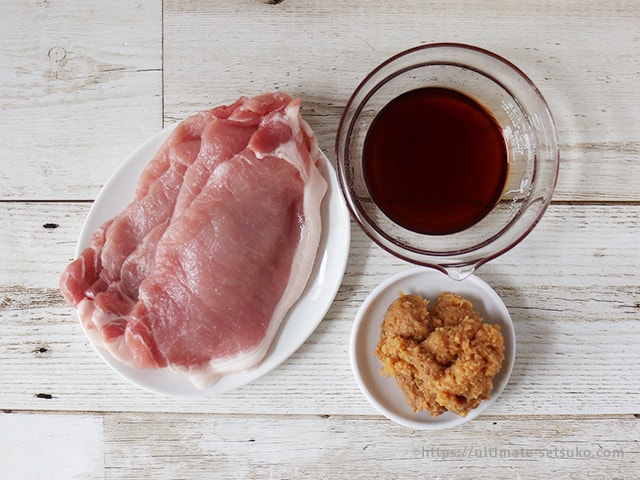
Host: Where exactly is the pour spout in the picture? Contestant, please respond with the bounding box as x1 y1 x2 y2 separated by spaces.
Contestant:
445 264 476 281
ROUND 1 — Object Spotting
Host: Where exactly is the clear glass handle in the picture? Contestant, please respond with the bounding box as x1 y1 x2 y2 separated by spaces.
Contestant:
445 264 476 281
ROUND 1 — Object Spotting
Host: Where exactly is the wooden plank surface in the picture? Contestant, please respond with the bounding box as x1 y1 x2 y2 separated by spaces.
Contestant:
163 0 640 202
101 413 639 480
1 0 640 478
3 410 636 480
0 412 104 480
0 1 162 201
1 203 638 416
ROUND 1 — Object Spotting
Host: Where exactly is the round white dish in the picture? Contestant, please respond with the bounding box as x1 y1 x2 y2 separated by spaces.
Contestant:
350 267 515 429
76 123 351 397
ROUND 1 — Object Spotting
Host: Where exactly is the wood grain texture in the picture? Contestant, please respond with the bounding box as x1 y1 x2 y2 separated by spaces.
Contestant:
1 203 638 417
2 411 636 480
2 1 640 478
0 413 104 480
0 412 640 480
102 413 638 480
163 0 640 201
0 1 162 201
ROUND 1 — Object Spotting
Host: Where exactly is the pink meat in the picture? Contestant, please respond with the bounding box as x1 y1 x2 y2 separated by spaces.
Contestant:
60 93 327 388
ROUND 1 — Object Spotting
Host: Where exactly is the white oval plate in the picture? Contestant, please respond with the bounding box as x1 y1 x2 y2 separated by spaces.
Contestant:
76 123 351 397
350 267 515 429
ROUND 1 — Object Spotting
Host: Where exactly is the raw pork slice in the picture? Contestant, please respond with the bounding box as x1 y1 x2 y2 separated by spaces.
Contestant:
60 92 327 388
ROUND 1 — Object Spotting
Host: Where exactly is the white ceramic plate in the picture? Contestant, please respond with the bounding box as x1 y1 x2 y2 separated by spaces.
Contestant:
350 267 515 429
76 123 351 397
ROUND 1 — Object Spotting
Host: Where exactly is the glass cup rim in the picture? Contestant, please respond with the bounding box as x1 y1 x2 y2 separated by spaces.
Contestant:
335 43 560 279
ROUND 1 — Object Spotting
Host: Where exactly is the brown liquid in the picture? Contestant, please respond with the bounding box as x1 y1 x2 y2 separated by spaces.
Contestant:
363 87 508 235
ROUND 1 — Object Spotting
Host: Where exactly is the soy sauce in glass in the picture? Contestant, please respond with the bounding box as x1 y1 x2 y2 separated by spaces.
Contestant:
363 87 509 235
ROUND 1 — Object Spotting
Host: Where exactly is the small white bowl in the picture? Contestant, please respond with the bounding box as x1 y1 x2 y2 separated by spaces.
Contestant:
350 267 515 430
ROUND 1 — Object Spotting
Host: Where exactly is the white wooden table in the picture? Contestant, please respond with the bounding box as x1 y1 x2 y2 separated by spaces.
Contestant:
1 1 639 478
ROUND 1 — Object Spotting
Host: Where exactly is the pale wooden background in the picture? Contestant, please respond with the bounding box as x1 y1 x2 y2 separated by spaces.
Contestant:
1 1 639 479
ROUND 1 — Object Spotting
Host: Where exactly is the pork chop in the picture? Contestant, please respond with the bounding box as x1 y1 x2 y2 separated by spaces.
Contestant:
60 92 327 388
